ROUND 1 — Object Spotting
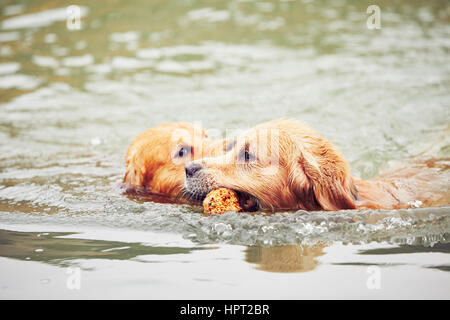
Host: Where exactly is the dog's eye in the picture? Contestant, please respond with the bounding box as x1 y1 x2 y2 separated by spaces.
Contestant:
226 140 236 152
176 145 192 158
238 148 255 163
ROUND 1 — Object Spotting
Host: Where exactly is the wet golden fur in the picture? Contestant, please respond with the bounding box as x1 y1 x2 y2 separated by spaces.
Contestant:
123 122 225 198
185 119 449 211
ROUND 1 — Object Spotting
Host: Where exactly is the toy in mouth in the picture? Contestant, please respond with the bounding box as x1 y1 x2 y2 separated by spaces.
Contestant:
202 187 259 214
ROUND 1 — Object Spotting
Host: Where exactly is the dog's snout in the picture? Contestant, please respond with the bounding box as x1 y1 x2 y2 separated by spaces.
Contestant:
185 162 202 178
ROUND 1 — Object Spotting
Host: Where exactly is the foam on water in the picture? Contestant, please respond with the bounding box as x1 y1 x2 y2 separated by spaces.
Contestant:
1 6 89 30
1 196 448 247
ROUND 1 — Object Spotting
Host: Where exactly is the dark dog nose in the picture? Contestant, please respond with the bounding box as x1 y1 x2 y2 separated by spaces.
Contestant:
185 162 202 178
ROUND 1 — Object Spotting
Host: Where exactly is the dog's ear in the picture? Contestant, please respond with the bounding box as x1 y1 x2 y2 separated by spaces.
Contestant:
290 146 357 211
124 164 144 192
123 145 149 192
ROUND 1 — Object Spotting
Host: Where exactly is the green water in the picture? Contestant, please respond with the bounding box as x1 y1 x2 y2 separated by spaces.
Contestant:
0 0 449 299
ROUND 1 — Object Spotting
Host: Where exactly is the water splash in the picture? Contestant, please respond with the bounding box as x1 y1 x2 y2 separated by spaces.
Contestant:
1 199 448 248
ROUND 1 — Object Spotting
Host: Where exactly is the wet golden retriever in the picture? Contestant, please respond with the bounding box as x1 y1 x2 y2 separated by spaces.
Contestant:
124 122 225 199
184 119 449 211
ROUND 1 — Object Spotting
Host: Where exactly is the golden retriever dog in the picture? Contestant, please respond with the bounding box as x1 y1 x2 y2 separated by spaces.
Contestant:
124 122 226 199
184 119 450 211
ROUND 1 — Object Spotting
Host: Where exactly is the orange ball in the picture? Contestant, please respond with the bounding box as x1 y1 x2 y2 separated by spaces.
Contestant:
203 188 242 214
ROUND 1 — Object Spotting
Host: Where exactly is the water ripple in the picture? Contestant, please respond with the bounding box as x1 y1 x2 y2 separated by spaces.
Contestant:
1 202 448 247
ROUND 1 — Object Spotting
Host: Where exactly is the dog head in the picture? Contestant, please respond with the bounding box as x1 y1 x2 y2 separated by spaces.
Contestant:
124 122 225 197
184 119 357 211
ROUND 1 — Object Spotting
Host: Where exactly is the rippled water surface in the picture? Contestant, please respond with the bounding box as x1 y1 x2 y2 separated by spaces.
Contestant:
0 0 449 299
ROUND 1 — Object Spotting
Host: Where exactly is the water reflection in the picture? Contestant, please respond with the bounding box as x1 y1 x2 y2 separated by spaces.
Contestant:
0 227 328 273
246 241 450 273
245 245 325 273
0 229 208 268
357 242 450 255
2 228 329 274
1 228 449 276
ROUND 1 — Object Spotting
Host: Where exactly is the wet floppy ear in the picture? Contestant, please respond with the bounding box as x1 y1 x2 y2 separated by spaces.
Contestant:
291 148 357 211
123 146 149 192
124 164 144 191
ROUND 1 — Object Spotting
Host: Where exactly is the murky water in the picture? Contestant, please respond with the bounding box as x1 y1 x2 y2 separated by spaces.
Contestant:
0 0 449 299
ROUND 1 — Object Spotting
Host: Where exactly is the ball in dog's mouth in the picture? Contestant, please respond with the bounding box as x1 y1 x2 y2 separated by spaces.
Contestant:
202 188 241 214
200 188 259 214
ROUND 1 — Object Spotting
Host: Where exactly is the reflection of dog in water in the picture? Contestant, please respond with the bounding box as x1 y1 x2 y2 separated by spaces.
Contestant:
245 244 326 273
